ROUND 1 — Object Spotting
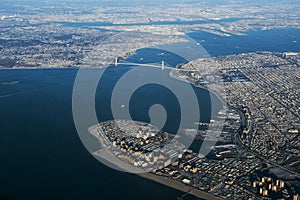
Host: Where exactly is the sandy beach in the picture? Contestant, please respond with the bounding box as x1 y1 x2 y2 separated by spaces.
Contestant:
93 147 223 200
138 172 223 200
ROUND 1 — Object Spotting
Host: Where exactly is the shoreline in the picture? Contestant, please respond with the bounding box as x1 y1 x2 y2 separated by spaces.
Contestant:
138 172 223 200
6 53 243 199
89 121 224 200
92 146 223 200
0 66 115 70
169 68 227 110
0 67 79 70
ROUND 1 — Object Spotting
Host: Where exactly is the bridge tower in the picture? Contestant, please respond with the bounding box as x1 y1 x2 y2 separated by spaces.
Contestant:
115 57 118 66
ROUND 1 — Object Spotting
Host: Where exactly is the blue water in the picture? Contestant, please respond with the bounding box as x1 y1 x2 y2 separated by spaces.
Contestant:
188 28 300 56
0 50 215 200
0 68 199 200
0 28 299 200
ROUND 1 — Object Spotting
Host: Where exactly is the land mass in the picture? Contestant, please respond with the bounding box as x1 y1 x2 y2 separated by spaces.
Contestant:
89 51 300 200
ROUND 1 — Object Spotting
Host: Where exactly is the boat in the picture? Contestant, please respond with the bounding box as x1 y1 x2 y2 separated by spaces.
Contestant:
1 80 19 85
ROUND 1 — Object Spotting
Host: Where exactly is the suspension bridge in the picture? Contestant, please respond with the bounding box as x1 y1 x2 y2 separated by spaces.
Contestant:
114 57 199 72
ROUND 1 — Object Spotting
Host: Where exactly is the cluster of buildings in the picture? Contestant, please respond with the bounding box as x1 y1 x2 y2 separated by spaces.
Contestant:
176 52 300 170
0 14 184 69
182 108 240 144
252 177 286 198
90 118 266 199
89 120 186 171
0 19 103 68
1 0 300 69
154 149 263 199
90 117 288 199
88 51 300 199
219 53 299 172
171 51 300 199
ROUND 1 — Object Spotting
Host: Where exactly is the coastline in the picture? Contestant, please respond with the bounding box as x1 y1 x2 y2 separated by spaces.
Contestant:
89 122 224 200
138 172 223 200
169 68 227 110
7 52 245 200
0 66 113 70
0 67 79 70
92 146 223 200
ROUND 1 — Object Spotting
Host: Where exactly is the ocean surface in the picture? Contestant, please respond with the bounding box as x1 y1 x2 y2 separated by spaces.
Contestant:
188 28 300 56
0 28 299 200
